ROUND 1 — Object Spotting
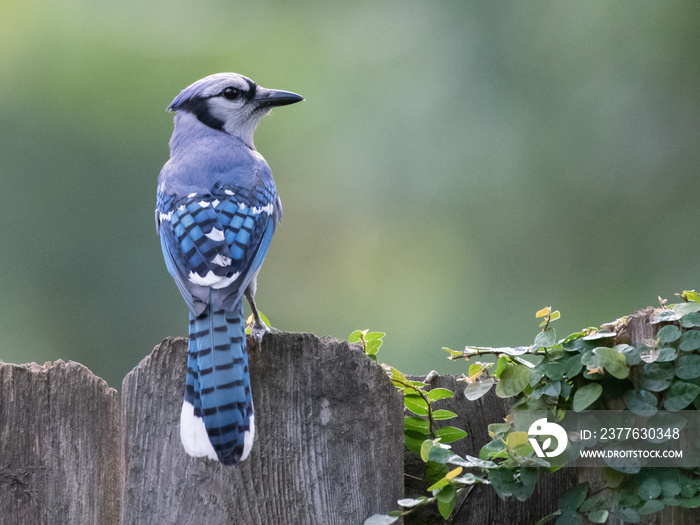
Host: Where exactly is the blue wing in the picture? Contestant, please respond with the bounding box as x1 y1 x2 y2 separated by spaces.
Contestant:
156 183 280 316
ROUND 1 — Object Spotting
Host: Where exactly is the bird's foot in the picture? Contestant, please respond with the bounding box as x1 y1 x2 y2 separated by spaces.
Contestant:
250 321 270 345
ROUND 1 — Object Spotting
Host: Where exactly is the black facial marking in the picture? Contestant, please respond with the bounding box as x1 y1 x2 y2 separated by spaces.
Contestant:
178 97 225 131
243 78 257 101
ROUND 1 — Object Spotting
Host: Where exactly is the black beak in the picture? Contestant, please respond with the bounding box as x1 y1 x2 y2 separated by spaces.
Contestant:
254 88 304 109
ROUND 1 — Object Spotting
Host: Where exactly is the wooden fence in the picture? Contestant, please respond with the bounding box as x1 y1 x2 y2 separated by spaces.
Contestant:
0 313 696 524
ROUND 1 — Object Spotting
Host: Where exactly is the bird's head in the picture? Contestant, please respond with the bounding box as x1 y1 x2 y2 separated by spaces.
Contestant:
168 73 303 148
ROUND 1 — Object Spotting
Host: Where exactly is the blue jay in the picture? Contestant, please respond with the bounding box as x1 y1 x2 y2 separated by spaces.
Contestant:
156 73 303 465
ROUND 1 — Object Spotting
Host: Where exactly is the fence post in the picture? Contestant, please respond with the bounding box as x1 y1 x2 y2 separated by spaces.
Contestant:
120 333 404 525
0 360 120 525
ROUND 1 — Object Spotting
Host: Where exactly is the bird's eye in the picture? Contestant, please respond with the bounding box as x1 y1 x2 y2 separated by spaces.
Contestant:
222 87 241 100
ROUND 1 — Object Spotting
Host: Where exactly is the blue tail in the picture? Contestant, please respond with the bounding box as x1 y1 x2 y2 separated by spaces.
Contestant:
180 300 254 465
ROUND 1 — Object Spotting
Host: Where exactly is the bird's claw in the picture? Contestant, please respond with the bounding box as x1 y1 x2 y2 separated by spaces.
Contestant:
250 322 270 345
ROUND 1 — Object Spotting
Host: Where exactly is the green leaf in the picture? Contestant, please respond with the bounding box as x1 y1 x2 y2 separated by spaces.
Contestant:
657 324 682 344
404 416 429 434
656 347 678 362
679 330 700 351
495 365 532 398
564 354 583 379
640 347 661 363
431 409 458 420
495 355 508 377
534 327 556 349
397 497 428 508
490 467 538 501
427 388 454 402
663 381 700 411
640 362 675 392
678 496 700 508
435 484 456 519
488 468 517 501
623 389 658 415
675 354 700 380
404 394 429 416
582 331 616 341
639 477 662 500
638 499 665 515
615 507 640 522
663 478 683 498
506 431 529 449
573 383 603 412
420 439 433 462
363 515 399 525
405 430 428 455
443 346 463 358
587 510 609 523
488 423 511 437
652 309 682 323
365 339 381 355
427 476 451 492
680 312 700 328
601 467 625 488
464 377 494 400
559 482 589 511
679 290 700 302
428 446 459 464
555 511 583 525
593 346 629 379
542 361 565 380
348 330 364 343
435 426 467 444
386 366 411 388
365 331 385 341
452 473 479 485
543 380 562 397
560 380 572 399
618 344 642 365
450 454 496 469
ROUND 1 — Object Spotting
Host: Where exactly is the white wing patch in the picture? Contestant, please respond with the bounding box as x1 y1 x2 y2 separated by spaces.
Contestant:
180 401 217 460
205 228 225 242
159 211 173 222
251 203 274 215
188 270 240 288
211 254 232 267
240 413 255 462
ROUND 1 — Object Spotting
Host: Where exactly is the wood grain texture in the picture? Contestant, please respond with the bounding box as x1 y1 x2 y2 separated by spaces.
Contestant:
0 359 120 525
120 333 404 525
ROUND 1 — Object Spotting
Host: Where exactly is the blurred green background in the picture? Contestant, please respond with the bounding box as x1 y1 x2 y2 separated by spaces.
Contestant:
1 1 699 389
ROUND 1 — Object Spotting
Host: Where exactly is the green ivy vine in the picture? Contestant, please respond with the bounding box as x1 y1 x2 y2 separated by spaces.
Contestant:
360 290 700 524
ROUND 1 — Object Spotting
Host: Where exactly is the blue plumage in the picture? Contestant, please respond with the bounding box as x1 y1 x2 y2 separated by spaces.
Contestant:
156 73 302 465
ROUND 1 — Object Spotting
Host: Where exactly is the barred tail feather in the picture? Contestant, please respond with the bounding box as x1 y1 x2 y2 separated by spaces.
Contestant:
180 300 254 465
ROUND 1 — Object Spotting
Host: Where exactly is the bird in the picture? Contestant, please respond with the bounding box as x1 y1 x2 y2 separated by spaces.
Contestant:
155 73 303 465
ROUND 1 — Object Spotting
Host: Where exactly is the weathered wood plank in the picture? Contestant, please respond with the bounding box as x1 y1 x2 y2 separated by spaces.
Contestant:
0 359 120 525
120 333 404 525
